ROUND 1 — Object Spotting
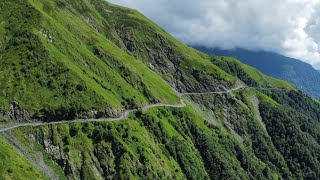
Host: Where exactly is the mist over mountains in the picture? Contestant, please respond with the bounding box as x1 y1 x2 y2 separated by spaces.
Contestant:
194 46 320 99
109 0 320 69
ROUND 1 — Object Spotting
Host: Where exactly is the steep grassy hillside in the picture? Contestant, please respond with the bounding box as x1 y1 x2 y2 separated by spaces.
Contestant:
0 0 180 122
56 0 237 92
0 136 47 179
0 0 320 180
8 103 284 180
9 86 320 179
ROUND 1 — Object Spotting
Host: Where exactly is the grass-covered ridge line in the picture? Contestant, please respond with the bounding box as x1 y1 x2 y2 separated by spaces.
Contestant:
0 0 179 121
86 0 238 92
0 0 293 122
1 0 320 179
211 56 294 88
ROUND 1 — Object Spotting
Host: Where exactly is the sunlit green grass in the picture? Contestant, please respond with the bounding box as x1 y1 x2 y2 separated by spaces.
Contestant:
0 136 47 179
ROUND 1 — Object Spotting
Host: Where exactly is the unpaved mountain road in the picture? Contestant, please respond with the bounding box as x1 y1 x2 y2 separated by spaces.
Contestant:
0 100 186 133
0 85 295 180
0 85 293 133
178 86 246 96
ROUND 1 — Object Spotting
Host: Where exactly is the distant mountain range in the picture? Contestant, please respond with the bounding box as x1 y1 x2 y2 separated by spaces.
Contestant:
194 46 320 99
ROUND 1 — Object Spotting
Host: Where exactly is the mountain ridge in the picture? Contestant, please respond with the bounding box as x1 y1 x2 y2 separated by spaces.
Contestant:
0 0 320 179
193 46 320 99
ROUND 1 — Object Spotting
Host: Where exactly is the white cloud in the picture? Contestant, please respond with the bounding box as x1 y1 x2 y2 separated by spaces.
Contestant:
108 0 320 68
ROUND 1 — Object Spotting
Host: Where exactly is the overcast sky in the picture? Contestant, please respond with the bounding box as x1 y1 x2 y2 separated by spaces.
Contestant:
108 0 320 69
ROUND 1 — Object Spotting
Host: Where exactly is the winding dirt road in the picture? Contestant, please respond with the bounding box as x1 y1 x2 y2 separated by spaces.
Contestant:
0 85 274 133
178 86 246 96
0 100 186 133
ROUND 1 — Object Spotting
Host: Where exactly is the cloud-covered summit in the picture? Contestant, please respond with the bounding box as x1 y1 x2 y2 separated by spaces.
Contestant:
108 0 320 68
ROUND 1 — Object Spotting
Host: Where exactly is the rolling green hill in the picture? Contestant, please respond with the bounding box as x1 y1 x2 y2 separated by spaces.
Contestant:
0 0 320 179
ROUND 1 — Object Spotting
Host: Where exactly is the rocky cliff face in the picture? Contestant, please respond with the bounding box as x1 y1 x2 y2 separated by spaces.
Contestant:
1 102 123 123
114 19 234 93
5 102 33 122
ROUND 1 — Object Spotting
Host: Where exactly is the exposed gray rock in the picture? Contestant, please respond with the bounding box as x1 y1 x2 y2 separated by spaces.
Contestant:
104 107 123 118
115 26 233 94
40 28 54 43
81 107 123 119
85 17 101 32
44 139 63 160
94 144 116 179
6 101 33 122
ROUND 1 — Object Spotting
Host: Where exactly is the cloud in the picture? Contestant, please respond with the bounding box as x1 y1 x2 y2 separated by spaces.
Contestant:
108 0 320 68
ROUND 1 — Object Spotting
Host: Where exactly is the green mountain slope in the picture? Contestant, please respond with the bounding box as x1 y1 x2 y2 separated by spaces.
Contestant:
0 0 320 180
10 86 320 179
210 56 294 88
0 0 241 122
194 47 320 99
105 3 237 92
0 136 47 179
0 0 180 122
